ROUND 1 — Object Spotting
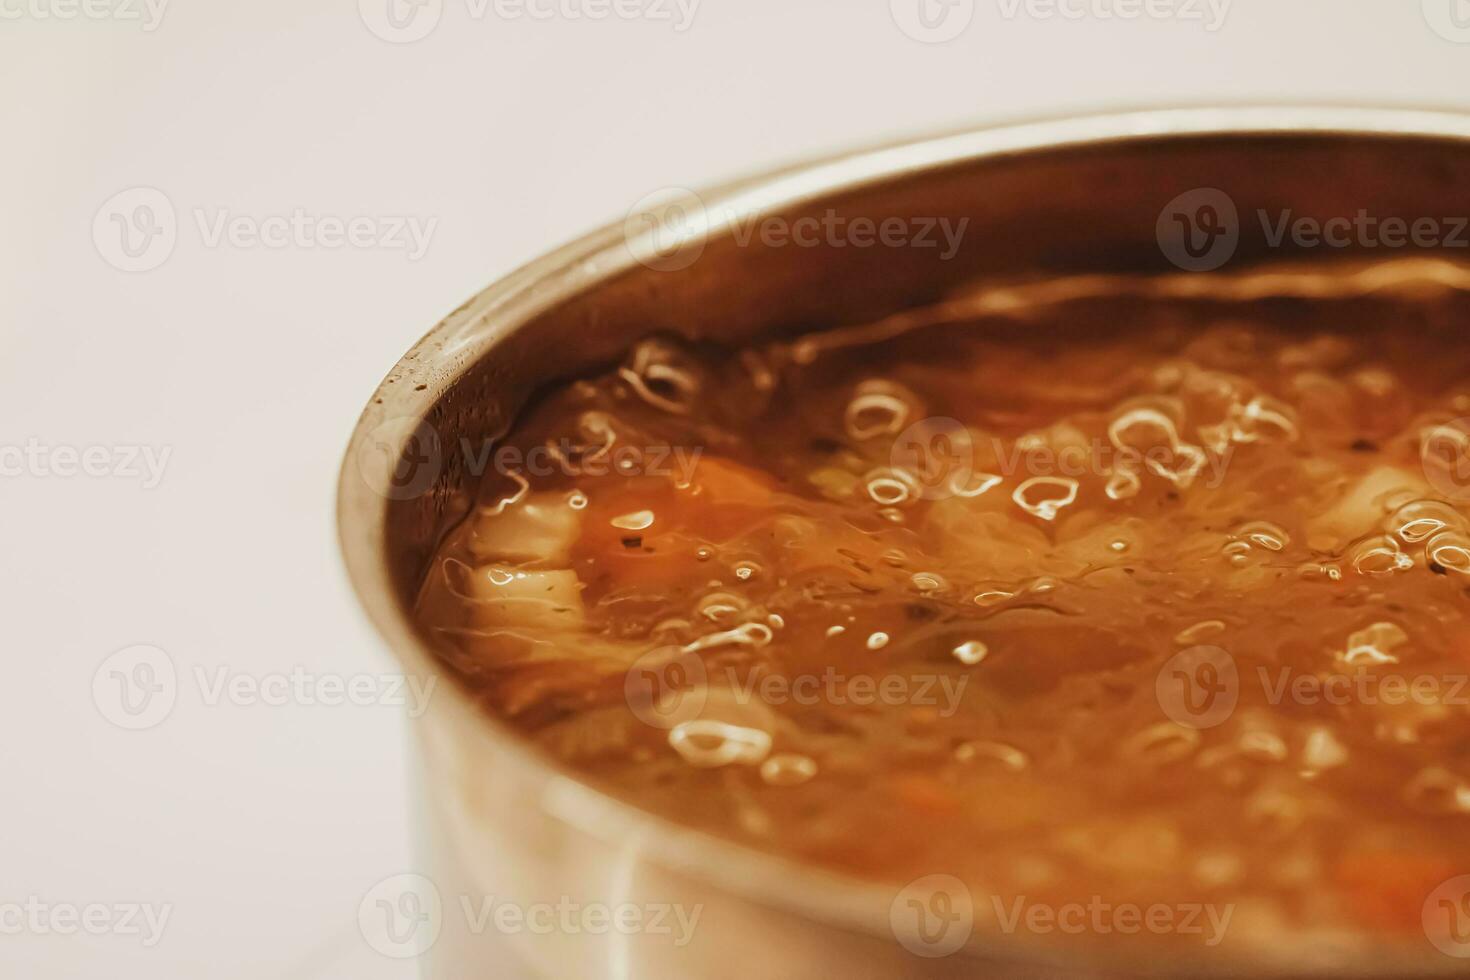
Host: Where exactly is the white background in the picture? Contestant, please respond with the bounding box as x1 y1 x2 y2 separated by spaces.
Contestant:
2 1 1468 976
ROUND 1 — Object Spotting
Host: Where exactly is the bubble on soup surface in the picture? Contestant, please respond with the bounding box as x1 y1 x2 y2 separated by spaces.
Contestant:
610 509 655 531
1427 528 1470 574
1012 476 1079 522
844 379 917 440
1391 499 1463 543
697 591 747 625
1145 441 1208 490
910 572 947 593
1174 620 1227 645
668 720 773 768
545 411 618 474
619 337 702 415
1403 767 1470 815
1240 731 1290 764
953 741 1028 771
1348 534 1414 577
1228 394 1300 444
684 622 773 653
864 467 920 507
1338 622 1408 666
1317 467 1428 552
951 640 988 666
1232 520 1290 552
866 632 890 651
1104 466 1141 501
760 753 818 786
1119 723 1201 766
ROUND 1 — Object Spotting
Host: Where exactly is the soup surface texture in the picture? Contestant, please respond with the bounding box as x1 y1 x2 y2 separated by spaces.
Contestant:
416 262 1470 957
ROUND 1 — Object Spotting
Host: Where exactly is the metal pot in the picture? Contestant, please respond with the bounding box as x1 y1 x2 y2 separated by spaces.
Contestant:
338 106 1470 979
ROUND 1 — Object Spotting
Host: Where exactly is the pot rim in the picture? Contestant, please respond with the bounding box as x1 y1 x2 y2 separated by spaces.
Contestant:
337 104 1470 977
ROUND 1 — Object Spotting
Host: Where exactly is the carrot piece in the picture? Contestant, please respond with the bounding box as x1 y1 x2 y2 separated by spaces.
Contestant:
1336 851 1459 934
689 456 777 506
887 775 960 816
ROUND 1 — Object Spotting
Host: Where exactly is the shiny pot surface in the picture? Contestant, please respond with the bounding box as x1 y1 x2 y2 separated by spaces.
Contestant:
339 106 1470 979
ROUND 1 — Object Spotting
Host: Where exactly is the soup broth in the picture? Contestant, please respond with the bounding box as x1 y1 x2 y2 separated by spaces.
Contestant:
416 260 1470 955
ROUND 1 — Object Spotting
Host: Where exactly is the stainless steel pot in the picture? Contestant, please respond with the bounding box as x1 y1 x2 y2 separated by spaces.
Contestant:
338 106 1470 979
